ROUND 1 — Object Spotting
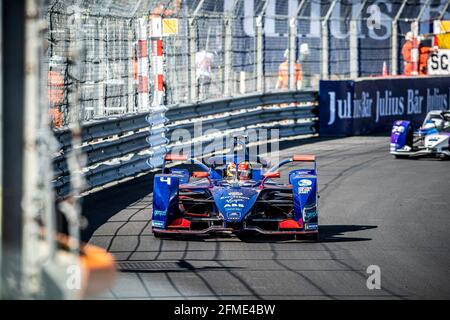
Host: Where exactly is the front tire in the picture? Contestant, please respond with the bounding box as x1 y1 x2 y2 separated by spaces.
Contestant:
153 232 164 239
237 232 256 242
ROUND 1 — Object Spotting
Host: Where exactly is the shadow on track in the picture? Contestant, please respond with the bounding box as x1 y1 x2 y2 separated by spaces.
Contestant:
236 224 377 243
81 173 155 242
116 260 244 274
150 225 377 243
318 225 377 242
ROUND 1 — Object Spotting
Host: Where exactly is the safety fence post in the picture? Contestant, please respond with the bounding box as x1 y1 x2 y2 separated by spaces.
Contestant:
223 16 232 97
411 20 419 76
188 18 197 102
392 0 408 76
150 16 164 107
320 19 329 80
391 19 399 75
147 14 169 169
136 16 149 112
288 17 297 91
256 16 264 92
349 19 359 79
127 19 136 113
321 0 338 81
97 18 106 117
412 0 432 76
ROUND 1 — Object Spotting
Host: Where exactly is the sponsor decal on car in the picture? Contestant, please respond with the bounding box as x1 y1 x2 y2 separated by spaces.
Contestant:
298 179 313 187
303 210 317 221
221 195 250 201
224 203 244 208
228 212 241 220
305 223 318 230
152 220 165 228
153 210 166 217
392 125 405 134
299 187 312 194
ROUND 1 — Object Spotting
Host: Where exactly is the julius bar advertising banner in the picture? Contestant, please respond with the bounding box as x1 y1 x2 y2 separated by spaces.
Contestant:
319 76 450 136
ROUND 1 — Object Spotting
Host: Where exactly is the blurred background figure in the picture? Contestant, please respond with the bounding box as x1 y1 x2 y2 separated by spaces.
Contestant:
151 0 182 17
48 57 65 128
402 31 437 76
418 39 438 75
195 49 215 100
275 49 303 91
402 32 415 76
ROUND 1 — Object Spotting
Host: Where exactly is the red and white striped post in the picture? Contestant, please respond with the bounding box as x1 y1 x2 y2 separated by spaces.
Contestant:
146 14 169 168
137 17 150 112
150 16 164 107
411 21 419 76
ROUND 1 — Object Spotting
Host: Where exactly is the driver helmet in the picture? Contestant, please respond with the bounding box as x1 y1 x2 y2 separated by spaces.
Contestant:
238 162 252 180
426 118 444 130
226 162 236 178
443 112 450 122
226 162 252 180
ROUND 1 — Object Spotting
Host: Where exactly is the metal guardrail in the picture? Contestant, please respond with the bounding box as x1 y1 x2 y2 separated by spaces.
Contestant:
53 90 318 197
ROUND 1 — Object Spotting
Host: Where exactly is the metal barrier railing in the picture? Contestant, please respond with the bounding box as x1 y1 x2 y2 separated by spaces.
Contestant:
53 90 318 197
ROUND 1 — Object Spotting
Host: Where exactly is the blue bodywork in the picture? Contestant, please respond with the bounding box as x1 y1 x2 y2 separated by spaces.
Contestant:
212 187 259 222
390 120 412 151
151 153 319 238
290 171 318 231
152 175 180 229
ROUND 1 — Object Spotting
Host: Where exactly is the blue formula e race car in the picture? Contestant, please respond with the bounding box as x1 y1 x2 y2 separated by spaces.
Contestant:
151 138 319 241
390 110 450 159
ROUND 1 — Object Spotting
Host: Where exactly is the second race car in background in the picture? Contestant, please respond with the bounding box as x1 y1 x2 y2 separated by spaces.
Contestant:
390 110 450 159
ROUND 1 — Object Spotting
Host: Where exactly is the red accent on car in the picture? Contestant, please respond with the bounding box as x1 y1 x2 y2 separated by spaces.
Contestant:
192 172 209 178
263 172 281 179
293 155 316 162
279 219 303 230
168 218 191 229
165 154 188 161
184 212 210 217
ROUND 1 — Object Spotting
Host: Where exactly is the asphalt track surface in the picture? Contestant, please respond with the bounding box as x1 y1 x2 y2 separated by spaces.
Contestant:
83 136 450 300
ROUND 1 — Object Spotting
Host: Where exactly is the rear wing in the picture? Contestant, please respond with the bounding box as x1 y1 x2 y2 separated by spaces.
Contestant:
163 153 209 173
293 155 316 162
165 154 188 162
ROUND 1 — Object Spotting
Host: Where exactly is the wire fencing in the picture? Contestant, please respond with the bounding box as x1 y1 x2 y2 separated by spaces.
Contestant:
46 0 450 128
48 11 139 126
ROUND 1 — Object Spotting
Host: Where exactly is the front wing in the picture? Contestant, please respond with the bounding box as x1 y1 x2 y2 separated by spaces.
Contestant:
390 146 450 158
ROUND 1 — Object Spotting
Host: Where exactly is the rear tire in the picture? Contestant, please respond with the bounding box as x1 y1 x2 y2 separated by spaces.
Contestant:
311 233 320 242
